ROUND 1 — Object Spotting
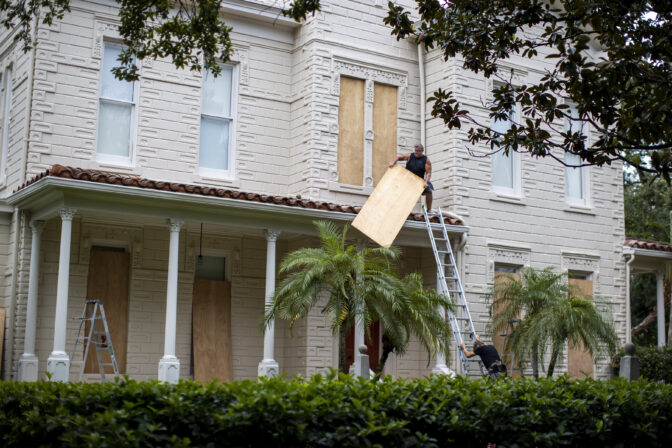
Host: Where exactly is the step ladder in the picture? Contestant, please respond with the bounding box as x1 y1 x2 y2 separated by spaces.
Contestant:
423 205 487 376
498 319 525 378
71 299 119 381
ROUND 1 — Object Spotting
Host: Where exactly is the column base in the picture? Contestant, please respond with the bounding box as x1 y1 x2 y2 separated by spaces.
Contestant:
258 358 279 377
18 354 39 382
158 356 180 383
46 352 70 382
432 364 456 377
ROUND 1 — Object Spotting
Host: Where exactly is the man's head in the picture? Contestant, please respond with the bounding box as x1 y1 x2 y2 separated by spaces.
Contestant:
413 144 424 157
473 340 484 351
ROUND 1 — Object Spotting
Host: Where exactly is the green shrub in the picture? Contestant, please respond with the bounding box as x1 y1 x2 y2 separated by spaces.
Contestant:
1 373 671 447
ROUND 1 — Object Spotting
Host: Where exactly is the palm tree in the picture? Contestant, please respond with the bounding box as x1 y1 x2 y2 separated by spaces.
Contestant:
492 267 618 377
263 220 452 373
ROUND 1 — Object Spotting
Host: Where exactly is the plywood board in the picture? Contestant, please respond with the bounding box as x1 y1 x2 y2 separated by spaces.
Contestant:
493 273 522 378
193 279 233 382
86 249 129 374
352 165 424 247
372 83 397 186
0 308 5 373
337 76 365 186
567 278 594 379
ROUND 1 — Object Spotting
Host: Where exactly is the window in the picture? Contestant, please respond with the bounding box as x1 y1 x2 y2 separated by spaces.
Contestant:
564 105 590 206
491 104 520 196
337 76 397 187
199 65 236 177
96 43 136 164
0 66 12 184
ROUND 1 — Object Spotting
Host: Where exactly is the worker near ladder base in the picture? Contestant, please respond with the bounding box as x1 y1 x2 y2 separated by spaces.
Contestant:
389 144 435 215
460 336 507 378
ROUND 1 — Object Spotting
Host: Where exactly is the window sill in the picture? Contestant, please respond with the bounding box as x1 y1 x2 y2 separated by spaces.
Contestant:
488 191 525 206
328 181 374 196
198 169 240 188
564 204 595 215
95 158 135 171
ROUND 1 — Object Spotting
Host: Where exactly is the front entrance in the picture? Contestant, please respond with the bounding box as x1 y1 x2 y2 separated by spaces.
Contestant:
344 321 380 373
85 247 130 374
192 256 233 382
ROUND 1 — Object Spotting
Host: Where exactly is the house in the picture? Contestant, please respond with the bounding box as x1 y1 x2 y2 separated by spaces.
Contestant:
0 0 636 383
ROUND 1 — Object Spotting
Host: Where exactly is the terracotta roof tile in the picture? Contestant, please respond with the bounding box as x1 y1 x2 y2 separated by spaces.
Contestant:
16 165 464 226
625 237 672 252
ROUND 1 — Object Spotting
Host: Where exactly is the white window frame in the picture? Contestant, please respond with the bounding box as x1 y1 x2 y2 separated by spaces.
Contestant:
564 104 591 208
198 64 238 180
95 41 139 167
0 66 13 185
491 101 521 197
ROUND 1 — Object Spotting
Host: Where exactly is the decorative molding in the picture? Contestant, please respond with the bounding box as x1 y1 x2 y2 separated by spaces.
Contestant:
169 219 184 233
561 251 600 294
92 19 121 59
365 79 374 103
30 220 46 235
79 223 142 268
58 208 77 222
231 44 249 86
265 229 281 242
486 244 531 283
332 59 407 87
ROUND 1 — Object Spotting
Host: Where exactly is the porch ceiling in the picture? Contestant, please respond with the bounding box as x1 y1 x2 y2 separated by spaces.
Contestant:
8 165 469 247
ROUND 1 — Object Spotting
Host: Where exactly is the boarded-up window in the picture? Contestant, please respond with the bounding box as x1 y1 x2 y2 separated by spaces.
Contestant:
567 275 594 379
85 247 130 374
493 267 522 378
337 77 398 186
337 77 365 185
371 83 397 185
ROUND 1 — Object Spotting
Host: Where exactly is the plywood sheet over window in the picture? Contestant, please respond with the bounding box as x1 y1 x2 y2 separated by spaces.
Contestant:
493 271 522 378
85 248 130 374
337 76 365 186
372 83 397 186
567 278 594 379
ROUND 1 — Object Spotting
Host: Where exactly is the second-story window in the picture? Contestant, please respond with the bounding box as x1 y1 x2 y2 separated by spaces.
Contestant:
199 65 235 176
491 103 520 196
0 66 13 185
97 42 135 164
564 104 590 207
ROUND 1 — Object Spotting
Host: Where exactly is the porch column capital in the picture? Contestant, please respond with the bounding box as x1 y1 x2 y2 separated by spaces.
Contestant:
265 229 280 242
168 218 184 233
30 220 46 234
58 207 77 221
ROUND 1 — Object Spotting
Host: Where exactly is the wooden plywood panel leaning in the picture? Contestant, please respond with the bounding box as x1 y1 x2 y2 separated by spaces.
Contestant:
352 165 424 247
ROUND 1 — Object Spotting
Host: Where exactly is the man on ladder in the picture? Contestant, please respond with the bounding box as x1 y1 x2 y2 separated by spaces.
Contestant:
460 336 507 378
389 143 436 215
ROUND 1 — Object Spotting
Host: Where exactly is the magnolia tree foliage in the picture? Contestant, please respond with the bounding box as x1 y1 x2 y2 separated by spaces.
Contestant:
3 0 671 177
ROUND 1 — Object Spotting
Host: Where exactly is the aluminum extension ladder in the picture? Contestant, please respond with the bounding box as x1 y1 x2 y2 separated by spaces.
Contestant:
71 299 119 381
423 205 487 376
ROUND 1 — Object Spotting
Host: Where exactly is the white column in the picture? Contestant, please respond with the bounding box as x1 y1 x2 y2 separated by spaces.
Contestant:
158 219 183 383
657 270 665 347
259 229 280 376
350 239 366 376
18 220 46 381
432 270 455 376
47 208 76 382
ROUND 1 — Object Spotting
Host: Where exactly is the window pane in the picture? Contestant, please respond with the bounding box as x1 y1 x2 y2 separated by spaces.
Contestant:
101 44 134 102
491 106 515 189
199 116 230 170
492 149 513 188
565 152 583 199
97 100 132 157
202 66 233 117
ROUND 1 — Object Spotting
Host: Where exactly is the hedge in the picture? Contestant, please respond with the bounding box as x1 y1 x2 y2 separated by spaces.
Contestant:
1 373 671 448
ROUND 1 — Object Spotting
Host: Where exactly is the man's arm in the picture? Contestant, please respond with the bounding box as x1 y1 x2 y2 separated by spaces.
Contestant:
459 342 476 358
389 153 410 167
424 158 432 184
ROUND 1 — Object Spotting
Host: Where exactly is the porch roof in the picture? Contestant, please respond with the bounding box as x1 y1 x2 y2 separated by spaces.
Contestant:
8 165 468 245
624 237 672 273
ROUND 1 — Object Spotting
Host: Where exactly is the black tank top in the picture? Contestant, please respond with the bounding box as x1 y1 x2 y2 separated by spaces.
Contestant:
406 153 427 178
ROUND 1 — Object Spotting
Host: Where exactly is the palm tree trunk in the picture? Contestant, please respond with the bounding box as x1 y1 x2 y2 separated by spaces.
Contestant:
375 334 396 378
531 357 539 379
547 348 560 378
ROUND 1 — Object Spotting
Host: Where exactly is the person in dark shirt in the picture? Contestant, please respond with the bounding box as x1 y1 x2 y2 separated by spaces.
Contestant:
460 336 507 378
389 144 435 214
